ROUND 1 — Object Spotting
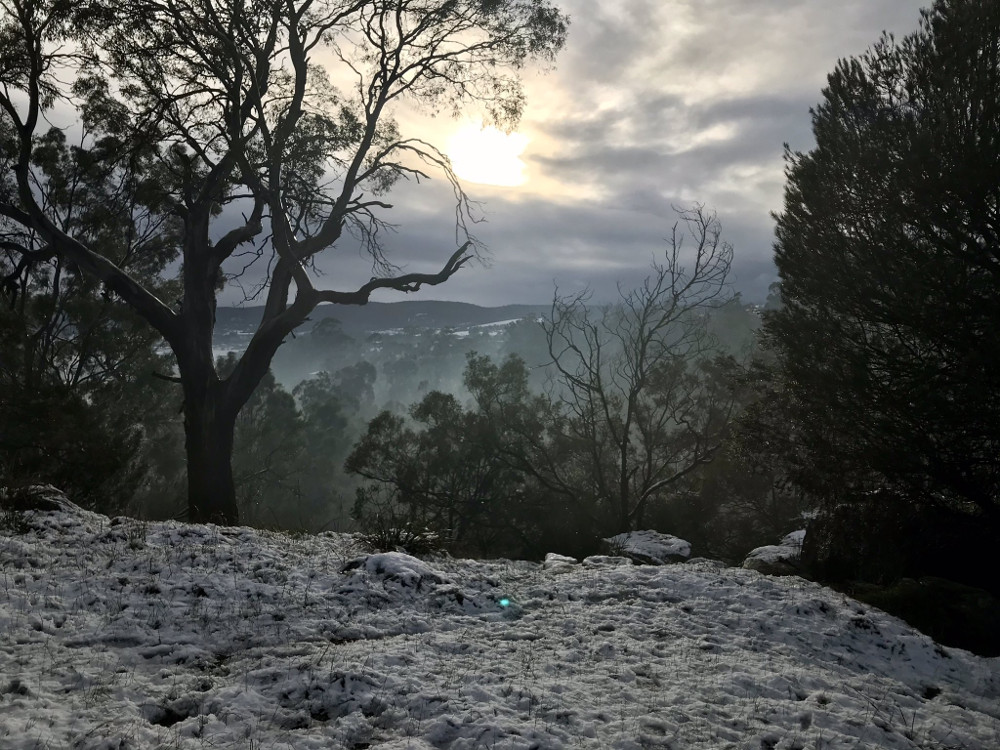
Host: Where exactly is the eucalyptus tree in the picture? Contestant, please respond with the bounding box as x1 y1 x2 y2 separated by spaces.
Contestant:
0 99 182 512
0 0 567 522
347 355 551 557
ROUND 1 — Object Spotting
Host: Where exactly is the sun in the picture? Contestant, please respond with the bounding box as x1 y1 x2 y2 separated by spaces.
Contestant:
446 125 529 187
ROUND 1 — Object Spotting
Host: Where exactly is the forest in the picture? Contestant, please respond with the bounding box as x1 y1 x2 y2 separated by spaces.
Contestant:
2 198 797 563
1 1 1000 745
0 0 1000 750
3 0 1000 639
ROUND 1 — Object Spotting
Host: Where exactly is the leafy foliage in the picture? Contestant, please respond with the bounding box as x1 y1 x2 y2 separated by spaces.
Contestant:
346 357 546 557
346 255 773 559
0 99 182 515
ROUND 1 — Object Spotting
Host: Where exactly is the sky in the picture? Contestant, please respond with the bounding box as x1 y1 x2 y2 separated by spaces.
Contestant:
226 0 929 308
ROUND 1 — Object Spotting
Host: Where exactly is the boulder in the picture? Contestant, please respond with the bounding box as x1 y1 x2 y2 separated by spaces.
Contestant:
542 553 578 572
602 530 691 565
341 552 449 589
742 529 805 576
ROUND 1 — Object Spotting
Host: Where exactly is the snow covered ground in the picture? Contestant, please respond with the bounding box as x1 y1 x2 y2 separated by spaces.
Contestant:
1 505 998 750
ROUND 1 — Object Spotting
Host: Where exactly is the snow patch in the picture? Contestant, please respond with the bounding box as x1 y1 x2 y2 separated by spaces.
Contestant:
343 551 450 588
542 552 578 572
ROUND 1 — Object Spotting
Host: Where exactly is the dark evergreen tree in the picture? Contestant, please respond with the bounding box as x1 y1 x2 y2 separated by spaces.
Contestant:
767 0 1000 523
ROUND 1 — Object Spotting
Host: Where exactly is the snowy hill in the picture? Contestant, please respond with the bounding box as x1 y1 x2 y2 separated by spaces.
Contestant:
1 504 998 750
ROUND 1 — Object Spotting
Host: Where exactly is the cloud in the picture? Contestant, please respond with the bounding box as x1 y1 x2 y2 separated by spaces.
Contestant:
220 0 928 309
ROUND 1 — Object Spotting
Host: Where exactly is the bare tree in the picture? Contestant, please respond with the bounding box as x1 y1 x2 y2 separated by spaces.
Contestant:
543 206 738 533
0 0 567 522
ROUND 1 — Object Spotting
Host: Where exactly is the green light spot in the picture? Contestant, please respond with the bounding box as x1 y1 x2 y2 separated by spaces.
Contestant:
499 598 511 608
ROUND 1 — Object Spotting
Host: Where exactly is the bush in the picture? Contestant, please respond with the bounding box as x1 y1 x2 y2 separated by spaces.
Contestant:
847 578 1000 657
802 490 1000 596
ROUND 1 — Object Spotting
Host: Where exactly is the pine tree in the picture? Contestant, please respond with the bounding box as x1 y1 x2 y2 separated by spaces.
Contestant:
767 0 1000 521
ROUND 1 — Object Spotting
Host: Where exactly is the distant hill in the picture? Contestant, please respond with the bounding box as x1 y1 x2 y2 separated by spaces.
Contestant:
215 300 551 338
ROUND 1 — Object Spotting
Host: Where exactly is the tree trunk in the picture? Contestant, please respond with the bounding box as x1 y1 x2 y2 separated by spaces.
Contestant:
618 442 632 534
618 496 632 535
184 391 240 525
174 209 242 526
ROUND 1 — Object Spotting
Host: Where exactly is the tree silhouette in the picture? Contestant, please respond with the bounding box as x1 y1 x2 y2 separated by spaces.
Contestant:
543 206 738 533
767 0 1000 522
0 0 567 522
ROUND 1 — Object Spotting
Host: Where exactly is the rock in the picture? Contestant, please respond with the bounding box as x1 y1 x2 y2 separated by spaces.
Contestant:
602 530 692 565
542 553 578 572
341 552 449 589
779 529 806 547
742 529 805 576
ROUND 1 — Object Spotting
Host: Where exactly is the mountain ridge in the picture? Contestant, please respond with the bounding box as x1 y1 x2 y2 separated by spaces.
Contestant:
216 300 551 337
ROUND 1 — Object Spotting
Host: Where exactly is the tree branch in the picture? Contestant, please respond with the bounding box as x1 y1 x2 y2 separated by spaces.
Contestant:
313 241 473 306
152 370 183 384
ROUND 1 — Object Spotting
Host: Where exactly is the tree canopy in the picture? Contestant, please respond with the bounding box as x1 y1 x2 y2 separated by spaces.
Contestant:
0 0 567 522
766 0 1000 520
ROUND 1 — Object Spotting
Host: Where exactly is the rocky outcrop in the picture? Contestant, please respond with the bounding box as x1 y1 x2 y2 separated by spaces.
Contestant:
542 553 579 572
602 530 691 565
742 530 805 576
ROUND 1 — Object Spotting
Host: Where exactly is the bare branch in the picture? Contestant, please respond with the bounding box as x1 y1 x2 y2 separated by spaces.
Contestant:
314 241 473 305
541 205 736 530
152 370 183 384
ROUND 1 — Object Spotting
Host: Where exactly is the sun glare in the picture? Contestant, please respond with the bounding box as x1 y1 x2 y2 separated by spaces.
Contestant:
446 125 529 187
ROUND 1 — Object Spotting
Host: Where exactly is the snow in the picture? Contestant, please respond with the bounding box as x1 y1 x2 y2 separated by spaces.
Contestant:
447 319 523 338
2 505 999 750
605 530 692 563
342 551 451 589
542 553 578 573
782 529 807 547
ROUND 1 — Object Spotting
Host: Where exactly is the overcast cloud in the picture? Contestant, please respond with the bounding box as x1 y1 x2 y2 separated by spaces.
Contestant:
224 0 928 308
